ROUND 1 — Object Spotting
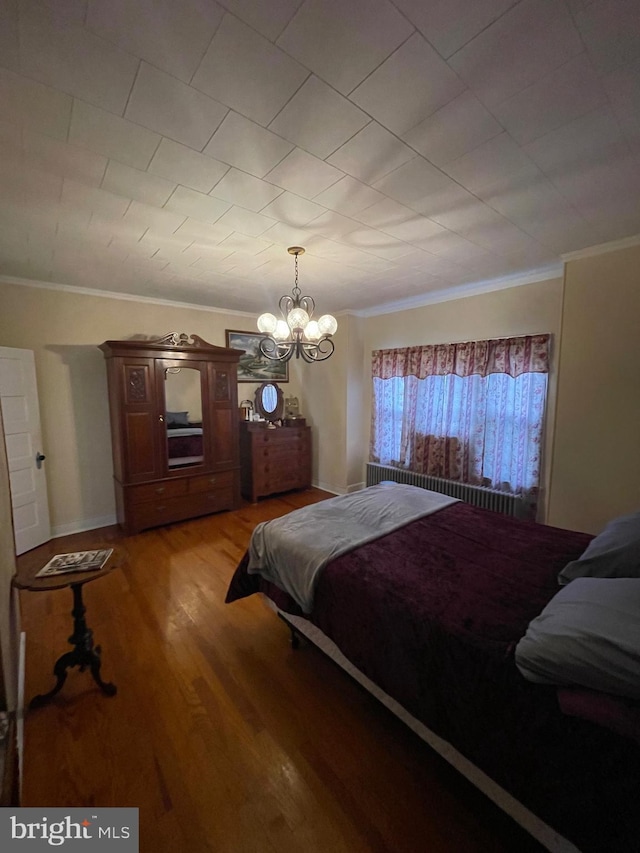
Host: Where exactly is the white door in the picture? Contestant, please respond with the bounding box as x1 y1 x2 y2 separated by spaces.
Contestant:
0 347 51 555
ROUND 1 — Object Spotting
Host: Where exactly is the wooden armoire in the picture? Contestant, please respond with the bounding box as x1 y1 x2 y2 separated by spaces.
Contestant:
100 332 242 535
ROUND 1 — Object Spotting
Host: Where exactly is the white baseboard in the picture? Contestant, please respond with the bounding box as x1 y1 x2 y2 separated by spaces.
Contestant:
312 480 365 495
51 513 117 539
312 480 342 495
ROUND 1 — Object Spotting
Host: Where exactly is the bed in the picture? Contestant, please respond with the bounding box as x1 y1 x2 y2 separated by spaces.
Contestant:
226 485 640 853
166 425 203 467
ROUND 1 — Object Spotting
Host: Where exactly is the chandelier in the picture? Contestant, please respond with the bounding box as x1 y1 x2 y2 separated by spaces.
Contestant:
257 247 338 363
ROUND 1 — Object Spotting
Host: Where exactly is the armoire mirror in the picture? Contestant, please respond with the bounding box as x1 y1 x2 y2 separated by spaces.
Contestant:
164 365 204 468
254 382 284 422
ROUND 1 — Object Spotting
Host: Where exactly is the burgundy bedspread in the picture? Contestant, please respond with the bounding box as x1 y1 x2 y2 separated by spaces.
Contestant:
226 502 640 853
167 433 202 459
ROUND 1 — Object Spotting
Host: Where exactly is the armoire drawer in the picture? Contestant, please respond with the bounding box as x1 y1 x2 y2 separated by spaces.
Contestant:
129 488 234 531
188 470 234 494
129 479 187 504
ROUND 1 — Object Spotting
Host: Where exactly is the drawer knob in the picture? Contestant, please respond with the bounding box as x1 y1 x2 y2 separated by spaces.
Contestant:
156 505 166 511
209 477 217 484
155 487 165 494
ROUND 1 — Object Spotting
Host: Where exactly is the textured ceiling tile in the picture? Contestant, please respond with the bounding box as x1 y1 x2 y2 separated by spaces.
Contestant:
260 192 326 226
123 200 189 235
344 227 416 260
125 63 228 151
102 161 176 207
86 0 224 83
203 111 294 177
60 178 130 220
216 0 304 42
276 0 414 95
350 33 465 135
265 148 344 198
327 122 416 184
210 168 283 212
215 205 276 237
355 197 416 229
403 91 503 167
492 53 608 146
391 0 518 59
19 5 139 114
165 185 231 224
0 0 19 73
22 130 108 186
305 210 361 240
523 106 629 177
268 75 369 159
0 67 72 140
449 0 583 108
574 0 640 72
173 217 235 246
192 14 308 126
380 215 446 244
443 133 540 195
148 138 229 193
69 100 161 170
373 157 456 209
313 176 385 216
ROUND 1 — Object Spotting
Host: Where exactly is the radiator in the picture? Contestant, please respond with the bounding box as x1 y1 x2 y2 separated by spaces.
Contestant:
366 463 526 518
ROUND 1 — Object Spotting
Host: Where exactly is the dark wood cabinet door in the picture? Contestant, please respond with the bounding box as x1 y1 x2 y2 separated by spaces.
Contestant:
119 358 162 483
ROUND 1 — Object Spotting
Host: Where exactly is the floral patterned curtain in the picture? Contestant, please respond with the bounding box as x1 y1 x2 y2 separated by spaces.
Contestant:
372 334 549 380
370 335 550 509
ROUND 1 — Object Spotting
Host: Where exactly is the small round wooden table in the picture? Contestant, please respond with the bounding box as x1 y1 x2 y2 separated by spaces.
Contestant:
13 548 122 709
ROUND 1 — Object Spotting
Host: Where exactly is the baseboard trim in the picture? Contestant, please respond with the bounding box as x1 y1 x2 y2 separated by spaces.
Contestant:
51 513 117 539
312 481 341 495
17 631 25 803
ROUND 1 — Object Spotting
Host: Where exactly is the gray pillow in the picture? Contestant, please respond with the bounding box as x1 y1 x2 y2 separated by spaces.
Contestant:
558 509 640 585
166 411 189 426
515 577 640 700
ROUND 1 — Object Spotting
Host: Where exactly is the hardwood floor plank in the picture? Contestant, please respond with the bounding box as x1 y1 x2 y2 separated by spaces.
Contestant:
18 489 544 852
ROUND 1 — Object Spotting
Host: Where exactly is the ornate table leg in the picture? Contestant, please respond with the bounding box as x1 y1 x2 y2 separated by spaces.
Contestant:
30 582 117 709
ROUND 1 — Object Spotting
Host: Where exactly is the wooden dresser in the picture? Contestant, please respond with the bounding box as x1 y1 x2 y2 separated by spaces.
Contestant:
240 422 311 502
100 332 242 535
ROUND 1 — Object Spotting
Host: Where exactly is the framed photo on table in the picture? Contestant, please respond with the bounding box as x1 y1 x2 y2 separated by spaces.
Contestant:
225 330 289 383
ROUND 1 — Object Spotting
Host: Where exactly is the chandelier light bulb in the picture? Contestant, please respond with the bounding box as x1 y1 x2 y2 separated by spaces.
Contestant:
304 320 321 342
273 320 290 341
257 312 278 334
287 307 310 332
318 314 338 336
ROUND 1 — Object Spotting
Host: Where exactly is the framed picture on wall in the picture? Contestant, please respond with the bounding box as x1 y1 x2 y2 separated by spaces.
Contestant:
225 330 289 383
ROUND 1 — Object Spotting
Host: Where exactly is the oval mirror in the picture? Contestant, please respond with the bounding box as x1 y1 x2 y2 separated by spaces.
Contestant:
254 382 284 421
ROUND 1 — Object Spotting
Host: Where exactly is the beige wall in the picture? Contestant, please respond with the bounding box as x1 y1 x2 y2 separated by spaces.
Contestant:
548 244 640 533
0 405 19 712
359 278 565 518
0 281 306 534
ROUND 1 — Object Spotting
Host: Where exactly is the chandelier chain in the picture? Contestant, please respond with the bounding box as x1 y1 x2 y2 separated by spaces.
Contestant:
292 251 300 299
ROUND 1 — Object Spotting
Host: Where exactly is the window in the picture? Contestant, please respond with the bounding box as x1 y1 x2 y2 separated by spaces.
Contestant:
370 336 549 505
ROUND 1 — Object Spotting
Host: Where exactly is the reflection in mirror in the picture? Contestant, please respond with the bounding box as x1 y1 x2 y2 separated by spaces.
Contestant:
164 366 204 469
262 384 277 414
254 382 284 421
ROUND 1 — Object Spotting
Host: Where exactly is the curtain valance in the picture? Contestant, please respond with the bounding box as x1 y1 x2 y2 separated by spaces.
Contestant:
372 334 550 380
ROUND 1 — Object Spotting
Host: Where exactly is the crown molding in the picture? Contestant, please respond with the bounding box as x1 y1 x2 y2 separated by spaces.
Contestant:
354 264 564 318
561 233 640 263
0 275 256 318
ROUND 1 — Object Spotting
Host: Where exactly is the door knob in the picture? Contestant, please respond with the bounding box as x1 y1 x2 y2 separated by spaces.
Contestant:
36 453 46 469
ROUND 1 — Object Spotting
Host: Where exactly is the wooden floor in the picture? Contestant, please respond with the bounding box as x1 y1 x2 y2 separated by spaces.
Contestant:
17 488 544 853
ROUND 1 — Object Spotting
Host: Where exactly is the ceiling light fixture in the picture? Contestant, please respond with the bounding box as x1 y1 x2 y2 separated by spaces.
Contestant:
257 247 338 363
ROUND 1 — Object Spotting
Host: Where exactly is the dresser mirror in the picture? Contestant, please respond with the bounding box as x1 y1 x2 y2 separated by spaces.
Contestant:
164 364 204 468
254 382 284 422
